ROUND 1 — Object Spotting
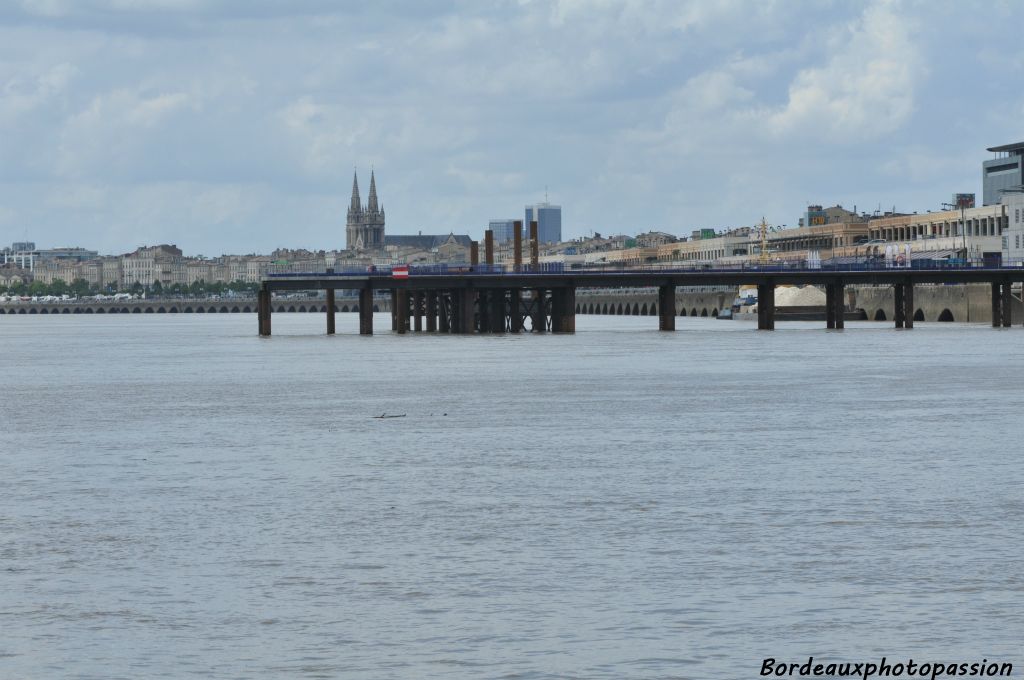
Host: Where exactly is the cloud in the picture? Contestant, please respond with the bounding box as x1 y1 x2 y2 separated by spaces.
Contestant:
767 0 924 140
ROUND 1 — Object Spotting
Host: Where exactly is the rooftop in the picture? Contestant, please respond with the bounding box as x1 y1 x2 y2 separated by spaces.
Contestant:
986 141 1024 153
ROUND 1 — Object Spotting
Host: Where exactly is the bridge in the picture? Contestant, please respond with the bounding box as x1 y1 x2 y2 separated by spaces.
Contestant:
258 264 1024 336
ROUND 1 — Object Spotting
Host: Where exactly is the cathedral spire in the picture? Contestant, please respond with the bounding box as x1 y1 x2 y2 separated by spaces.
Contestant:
349 170 362 213
367 169 379 213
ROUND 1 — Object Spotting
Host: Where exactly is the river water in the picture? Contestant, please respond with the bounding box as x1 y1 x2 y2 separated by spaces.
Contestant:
2 313 1022 679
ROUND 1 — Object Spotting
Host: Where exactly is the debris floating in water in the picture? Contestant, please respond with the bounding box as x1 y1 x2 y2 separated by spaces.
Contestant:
373 414 406 419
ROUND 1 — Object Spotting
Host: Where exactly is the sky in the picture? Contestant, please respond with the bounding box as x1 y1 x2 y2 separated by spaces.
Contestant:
1 0 1023 256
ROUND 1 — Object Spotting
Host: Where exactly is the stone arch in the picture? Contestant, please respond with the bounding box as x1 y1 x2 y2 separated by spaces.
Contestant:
937 308 954 322
700 308 708 317
84 308 93 314
690 307 698 316
219 306 229 313
650 303 658 316
62 308 70 314
71 308 80 314
20 308 29 314
575 304 581 313
94 308 105 314
602 303 609 314
242 306 251 313
231 306 240 313
341 305 350 312
298 305 306 312
144 307 154 313
914 308 926 321
29 308 38 314
319 305 326 312
108 307 118 314
873 309 887 321
373 304 380 312
353 304 360 313
185 306 194 313
170 307 179 313
158 307 167 313
679 307 686 316
712 308 719 317
640 303 648 315
195 306 205 313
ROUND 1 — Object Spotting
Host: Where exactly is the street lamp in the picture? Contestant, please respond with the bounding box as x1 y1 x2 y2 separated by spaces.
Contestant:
941 201 969 263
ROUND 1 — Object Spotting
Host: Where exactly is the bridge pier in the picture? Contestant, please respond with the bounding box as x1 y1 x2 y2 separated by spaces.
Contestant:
426 292 438 331
326 289 335 335
757 284 775 330
894 283 905 328
827 283 838 329
359 288 373 335
456 289 475 334
414 291 424 332
903 282 914 329
439 291 451 332
833 282 845 329
551 288 576 333
258 288 272 336
658 284 675 331
992 282 1002 327
390 290 399 331
1002 280 1012 327
489 290 506 333
395 289 409 334
532 289 546 332
509 289 522 332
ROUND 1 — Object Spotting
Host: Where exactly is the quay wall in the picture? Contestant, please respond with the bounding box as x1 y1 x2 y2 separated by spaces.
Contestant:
850 283 1021 324
575 287 733 318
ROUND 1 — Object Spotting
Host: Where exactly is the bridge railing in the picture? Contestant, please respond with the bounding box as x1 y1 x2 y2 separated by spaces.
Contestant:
264 258 1024 279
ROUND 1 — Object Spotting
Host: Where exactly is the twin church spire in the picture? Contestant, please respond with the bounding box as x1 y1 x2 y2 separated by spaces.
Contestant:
346 169 385 250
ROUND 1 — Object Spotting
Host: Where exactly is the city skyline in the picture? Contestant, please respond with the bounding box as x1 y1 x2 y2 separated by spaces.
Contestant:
1 2 1023 254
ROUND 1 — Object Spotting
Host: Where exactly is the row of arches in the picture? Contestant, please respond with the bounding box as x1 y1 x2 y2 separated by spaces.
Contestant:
574 302 719 317
0 304 383 315
871 308 956 322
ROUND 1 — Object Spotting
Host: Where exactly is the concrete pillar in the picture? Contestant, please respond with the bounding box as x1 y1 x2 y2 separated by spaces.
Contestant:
894 284 905 328
426 291 438 332
326 289 335 335
757 283 774 330
439 291 451 333
530 221 539 268
532 288 546 332
1002 281 1012 327
509 289 522 332
359 288 373 335
390 289 398 331
513 220 523 271
457 288 475 334
561 287 576 333
395 289 409 334
834 282 845 329
470 242 479 266
258 288 271 336
992 282 1002 327
903 283 914 329
826 283 837 329
414 291 424 332
489 289 505 333
485 230 494 265
658 284 675 331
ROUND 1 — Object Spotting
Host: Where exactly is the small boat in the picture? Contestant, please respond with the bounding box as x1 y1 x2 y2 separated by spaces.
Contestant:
373 414 406 419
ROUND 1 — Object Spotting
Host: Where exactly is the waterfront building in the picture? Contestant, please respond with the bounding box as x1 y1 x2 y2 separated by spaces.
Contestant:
1000 190 1024 262
346 171 386 250
525 201 562 243
864 204 1007 261
983 142 1024 206
121 245 184 288
635 231 678 248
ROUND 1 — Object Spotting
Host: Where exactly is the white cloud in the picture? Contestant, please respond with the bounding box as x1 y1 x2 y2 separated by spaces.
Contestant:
767 0 924 140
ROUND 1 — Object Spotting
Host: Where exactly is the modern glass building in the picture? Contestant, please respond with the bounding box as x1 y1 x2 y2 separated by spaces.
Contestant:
983 142 1024 206
488 219 518 243
524 202 562 244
